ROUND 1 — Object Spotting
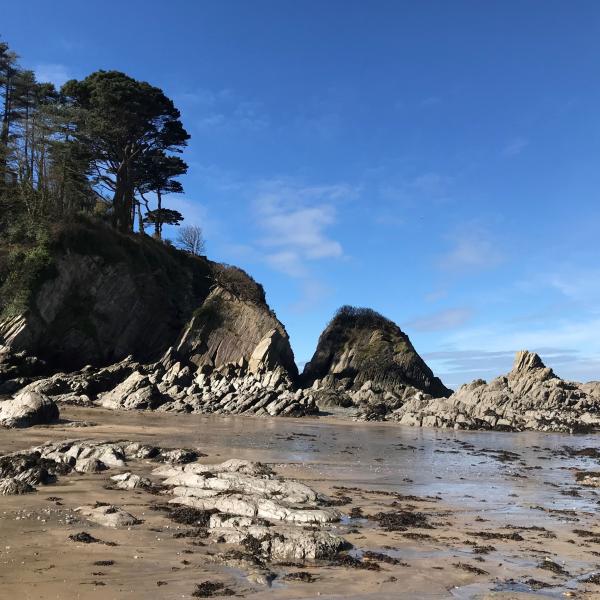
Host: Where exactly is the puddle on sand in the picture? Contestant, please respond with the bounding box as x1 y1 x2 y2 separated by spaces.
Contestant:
2 407 600 599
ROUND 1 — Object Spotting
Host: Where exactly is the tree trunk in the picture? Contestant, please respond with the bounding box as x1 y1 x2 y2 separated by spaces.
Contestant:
155 189 162 238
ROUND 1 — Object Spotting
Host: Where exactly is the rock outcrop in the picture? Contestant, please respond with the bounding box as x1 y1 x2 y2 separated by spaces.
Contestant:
394 350 600 432
0 390 59 428
0 220 309 416
13 340 315 417
0 222 213 370
155 458 349 562
302 306 451 416
0 219 297 383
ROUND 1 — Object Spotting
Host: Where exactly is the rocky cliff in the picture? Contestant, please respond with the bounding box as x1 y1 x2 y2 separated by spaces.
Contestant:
302 306 451 416
0 219 314 417
394 350 600 432
0 220 213 369
0 220 295 374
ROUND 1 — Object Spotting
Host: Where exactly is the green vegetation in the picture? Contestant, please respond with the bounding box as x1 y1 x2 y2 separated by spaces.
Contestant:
1 36 192 242
212 263 266 305
0 243 56 318
330 305 394 331
0 37 218 322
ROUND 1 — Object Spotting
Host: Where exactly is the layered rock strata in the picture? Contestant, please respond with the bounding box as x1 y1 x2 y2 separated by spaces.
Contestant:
302 306 451 416
394 351 600 432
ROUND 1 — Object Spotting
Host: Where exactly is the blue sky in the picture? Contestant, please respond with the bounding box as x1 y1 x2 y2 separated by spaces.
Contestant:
3 1 600 387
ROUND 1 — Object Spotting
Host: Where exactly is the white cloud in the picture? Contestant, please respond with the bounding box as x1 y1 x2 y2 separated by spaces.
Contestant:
406 307 474 332
254 180 353 275
34 63 71 88
502 137 529 157
439 227 503 273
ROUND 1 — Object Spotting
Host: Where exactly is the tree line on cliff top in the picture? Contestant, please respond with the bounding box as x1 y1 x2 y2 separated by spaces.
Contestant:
0 36 202 250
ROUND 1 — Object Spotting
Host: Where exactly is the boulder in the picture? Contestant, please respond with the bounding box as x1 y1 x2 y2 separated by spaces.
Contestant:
98 371 164 410
0 391 59 428
76 504 140 528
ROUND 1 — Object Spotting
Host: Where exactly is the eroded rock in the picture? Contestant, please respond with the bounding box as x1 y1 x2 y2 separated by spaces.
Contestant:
393 351 600 432
76 504 140 528
0 391 59 428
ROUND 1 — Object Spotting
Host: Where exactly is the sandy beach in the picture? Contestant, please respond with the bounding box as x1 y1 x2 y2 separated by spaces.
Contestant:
2 407 600 599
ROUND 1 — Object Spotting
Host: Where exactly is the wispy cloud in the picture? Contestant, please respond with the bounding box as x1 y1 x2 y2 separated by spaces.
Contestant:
34 63 71 88
248 178 355 310
502 137 529 157
438 226 503 273
429 313 600 385
178 88 269 133
406 307 474 332
254 179 352 277
545 268 600 304
420 96 442 107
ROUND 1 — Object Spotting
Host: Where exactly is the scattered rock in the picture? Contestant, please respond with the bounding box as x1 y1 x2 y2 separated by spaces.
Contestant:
191 581 235 597
76 504 141 528
69 532 100 544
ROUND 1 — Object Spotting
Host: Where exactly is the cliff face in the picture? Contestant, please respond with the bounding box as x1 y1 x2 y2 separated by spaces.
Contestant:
302 307 451 413
175 271 297 378
394 350 600 432
0 219 297 381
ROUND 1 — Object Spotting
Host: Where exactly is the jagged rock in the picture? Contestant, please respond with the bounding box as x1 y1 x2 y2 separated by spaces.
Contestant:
158 458 340 526
393 351 600 432
76 504 141 527
0 477 36 495
0 451 71 486
110 472 151 490
210 524 349 561
175 282 297 380
0 390 59 428
98 371 165 410
162 471 322 504
73 457 107 473
0 221 300 397
154 458 272 478
149 457 350 563
302 306 451 415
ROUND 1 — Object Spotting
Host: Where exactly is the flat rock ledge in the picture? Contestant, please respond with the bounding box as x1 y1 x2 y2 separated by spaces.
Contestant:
0 438 352 574
155 458 349 563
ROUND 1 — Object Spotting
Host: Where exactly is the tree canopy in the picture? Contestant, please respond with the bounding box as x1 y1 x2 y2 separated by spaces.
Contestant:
62 70 190 233
0 37 195 243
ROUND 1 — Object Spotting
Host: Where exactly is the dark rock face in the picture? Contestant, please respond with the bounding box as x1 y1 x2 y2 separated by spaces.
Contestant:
394 351 600 432
302 307 451 413
0 221 298 384
0 221 213 370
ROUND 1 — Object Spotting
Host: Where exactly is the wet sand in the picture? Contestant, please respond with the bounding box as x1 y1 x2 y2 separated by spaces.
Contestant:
2 406 600 599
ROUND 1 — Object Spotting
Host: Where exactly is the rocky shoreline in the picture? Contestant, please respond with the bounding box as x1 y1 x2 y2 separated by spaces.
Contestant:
2 223 599 434
2 407 600 598
2 347 600 434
